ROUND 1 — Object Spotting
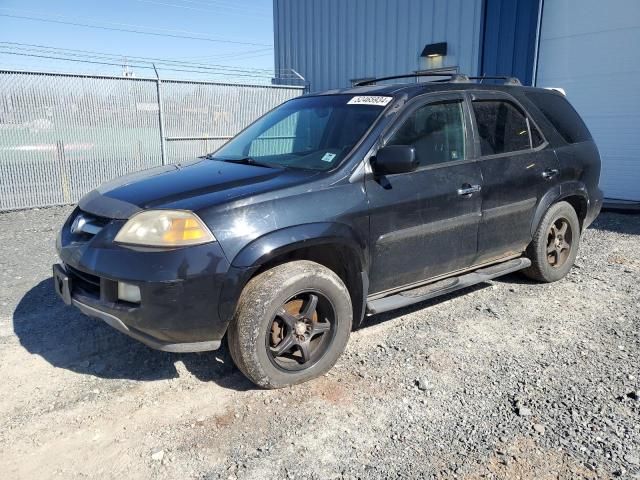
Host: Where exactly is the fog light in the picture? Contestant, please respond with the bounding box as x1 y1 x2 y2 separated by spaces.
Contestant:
118 282 141 303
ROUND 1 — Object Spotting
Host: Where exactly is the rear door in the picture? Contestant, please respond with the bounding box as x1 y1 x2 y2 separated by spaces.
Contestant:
468 91 559 263
366 93 483 294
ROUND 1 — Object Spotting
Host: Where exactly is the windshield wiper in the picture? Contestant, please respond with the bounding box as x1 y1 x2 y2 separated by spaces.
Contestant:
204 154 276 169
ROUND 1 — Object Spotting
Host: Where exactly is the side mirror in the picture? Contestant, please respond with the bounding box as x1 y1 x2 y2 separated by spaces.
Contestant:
373 145 418 175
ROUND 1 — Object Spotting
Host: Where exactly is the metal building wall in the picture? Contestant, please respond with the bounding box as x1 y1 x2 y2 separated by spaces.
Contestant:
273 0 484 92
480 0 541 85
536 0 640 201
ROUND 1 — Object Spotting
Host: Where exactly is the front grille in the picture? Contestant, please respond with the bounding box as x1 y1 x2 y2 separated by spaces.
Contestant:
66 265 100 296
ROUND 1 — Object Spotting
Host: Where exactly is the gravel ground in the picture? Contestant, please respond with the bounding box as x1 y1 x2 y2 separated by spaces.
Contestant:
0 206 638 479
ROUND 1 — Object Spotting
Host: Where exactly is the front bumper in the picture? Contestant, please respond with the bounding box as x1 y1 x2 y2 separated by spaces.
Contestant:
54 209 236 352
75 299 220 352
54 276 220 352
53 258 226 352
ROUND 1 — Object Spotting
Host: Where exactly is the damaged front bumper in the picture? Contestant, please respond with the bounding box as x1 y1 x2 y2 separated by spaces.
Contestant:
53 208 234 353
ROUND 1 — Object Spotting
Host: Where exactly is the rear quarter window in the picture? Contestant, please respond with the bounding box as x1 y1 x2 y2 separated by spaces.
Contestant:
526 91 592 144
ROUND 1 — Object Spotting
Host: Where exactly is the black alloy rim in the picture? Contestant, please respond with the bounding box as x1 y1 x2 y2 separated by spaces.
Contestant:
266 291 335 372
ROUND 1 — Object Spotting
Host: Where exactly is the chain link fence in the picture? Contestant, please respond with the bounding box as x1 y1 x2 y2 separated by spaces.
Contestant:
0 70 304 211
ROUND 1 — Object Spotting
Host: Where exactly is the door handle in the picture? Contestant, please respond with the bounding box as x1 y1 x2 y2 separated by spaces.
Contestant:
542 168 559 179
457 184 482 196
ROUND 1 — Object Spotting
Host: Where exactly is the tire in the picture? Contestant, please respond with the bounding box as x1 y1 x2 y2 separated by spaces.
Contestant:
227 260 352 389
523 201 581 282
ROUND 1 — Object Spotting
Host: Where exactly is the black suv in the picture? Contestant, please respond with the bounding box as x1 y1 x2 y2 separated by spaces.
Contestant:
54 74 602 388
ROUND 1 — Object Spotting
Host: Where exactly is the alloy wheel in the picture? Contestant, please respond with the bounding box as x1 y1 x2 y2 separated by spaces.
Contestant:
546 217 573 268
267 292 335 371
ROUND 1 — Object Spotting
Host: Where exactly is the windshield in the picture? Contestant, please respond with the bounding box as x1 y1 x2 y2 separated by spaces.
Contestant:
211 94 391 170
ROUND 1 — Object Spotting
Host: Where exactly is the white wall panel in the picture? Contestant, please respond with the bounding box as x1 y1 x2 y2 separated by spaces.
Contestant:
536 0 640 200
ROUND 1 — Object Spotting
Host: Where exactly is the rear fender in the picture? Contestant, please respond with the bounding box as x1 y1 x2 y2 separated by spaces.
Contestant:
530 181 588 235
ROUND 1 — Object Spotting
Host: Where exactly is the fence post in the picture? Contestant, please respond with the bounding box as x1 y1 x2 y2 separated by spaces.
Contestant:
55 140 71 203
153 64 167 165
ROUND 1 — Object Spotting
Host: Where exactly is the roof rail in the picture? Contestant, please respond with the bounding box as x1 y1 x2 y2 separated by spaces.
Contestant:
354 73 522 87
354 72 458 86
450 74 470 83
467 76 522 86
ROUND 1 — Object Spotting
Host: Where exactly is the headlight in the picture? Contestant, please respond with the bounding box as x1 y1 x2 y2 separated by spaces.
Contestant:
114 210 216 247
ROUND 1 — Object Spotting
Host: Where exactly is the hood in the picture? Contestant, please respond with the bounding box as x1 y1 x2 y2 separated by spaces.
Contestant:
78 158 319 219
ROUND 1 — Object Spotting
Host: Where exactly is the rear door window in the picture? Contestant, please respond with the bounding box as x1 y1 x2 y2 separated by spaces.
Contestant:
472 100 532 156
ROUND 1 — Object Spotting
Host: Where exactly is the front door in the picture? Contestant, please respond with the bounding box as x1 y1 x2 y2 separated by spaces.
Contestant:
468 91 559 263
366 93 483 294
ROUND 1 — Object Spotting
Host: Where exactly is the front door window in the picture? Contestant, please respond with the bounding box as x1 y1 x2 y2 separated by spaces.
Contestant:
387 100 466 167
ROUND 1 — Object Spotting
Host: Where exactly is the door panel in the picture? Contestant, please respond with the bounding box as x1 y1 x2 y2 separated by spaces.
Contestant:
366 93 482 294
470 92 560 263
475 150 558 262
367 163 483 293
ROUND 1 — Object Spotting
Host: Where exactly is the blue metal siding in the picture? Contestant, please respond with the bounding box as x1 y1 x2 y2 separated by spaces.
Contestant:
274 0 484 92
481 0 541 85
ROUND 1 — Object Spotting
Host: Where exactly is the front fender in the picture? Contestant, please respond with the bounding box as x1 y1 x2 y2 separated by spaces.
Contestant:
217 222 369 327
231 222 367 269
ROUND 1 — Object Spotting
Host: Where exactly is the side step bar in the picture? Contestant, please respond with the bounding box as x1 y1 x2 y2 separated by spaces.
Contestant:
366 257 531 315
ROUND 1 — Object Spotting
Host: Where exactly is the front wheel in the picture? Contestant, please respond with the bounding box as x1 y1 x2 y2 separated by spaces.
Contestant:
227 260 352 388
523 201 581 282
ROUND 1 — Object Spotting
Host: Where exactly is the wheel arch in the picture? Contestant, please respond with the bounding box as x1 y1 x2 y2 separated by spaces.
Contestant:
531 181 589 236
219 223 369 330
561 194 588 232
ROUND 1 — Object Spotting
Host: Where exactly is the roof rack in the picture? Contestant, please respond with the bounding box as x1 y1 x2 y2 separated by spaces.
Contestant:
354 72 522 87
467 75 522 86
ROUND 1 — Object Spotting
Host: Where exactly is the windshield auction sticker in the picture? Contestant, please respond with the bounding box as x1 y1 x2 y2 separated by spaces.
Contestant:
347 96 393 106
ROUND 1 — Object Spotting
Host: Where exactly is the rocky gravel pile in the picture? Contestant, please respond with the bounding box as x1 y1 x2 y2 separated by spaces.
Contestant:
0 206 638 479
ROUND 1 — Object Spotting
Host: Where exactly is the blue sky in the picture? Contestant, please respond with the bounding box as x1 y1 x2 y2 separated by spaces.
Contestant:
0 0 275 81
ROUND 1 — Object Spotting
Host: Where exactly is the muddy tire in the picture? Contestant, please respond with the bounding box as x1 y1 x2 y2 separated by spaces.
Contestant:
523 201 581 282
227 260 352 389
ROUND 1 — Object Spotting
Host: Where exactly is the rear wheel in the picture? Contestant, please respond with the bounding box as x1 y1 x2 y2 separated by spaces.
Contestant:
523 201 580 282
227 260 352 388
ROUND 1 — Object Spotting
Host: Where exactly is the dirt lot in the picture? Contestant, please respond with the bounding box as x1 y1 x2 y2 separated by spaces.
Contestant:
0 206 638 479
